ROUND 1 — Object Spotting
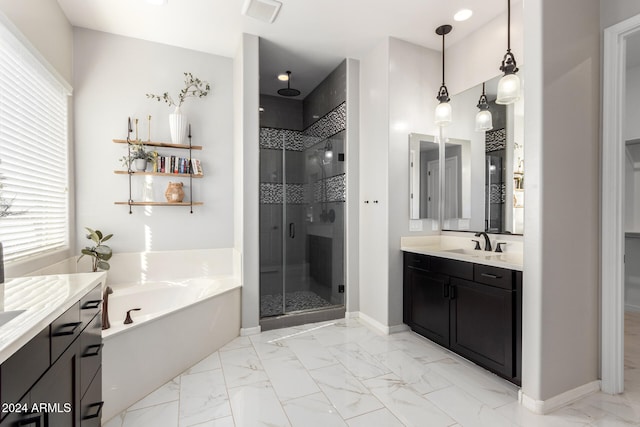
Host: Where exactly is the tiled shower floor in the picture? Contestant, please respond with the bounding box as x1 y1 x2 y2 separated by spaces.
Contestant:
104 316 640 427
260 291 333 317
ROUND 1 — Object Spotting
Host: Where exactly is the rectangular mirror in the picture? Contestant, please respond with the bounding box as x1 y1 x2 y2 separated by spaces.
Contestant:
407 73 524 234
409 133 438 220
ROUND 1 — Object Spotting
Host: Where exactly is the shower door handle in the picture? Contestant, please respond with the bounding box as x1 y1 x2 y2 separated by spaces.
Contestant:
289 222 295 239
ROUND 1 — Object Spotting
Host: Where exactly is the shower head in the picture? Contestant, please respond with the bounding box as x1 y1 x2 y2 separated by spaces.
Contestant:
277 71 301 97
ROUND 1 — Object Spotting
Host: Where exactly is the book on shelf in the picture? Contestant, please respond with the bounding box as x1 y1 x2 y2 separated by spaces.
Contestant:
190 158 203 175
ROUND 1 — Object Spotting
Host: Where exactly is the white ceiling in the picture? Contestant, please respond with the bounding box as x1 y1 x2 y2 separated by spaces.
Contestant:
57 0 511 99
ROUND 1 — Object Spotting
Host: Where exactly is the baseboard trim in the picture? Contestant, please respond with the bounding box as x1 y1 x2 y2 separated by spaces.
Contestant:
519 380 601 414
240 325 261 336
351 312 409 335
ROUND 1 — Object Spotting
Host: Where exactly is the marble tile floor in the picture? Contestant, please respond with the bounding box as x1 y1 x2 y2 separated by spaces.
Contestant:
104 317 640 427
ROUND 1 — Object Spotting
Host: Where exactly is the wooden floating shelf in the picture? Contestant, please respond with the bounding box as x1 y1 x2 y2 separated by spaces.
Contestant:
113 170 203 178
115 201 204 206
113 139 202 150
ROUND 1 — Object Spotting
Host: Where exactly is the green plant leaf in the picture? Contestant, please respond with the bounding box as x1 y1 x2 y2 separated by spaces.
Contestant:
100 252 113 261
81 248 94 256
95 230 103 240
101 234 113 242
96 261 110 271
95 245 111 255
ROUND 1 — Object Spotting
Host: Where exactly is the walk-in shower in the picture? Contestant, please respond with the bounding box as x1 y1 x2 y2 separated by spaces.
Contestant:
258 60 347 329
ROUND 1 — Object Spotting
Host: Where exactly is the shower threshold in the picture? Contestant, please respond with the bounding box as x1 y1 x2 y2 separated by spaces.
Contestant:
259 306 346 331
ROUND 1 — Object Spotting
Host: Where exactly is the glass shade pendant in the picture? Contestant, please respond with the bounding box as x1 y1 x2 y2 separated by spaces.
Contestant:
475 82 493 131
434 24 453 126
496 0 521 105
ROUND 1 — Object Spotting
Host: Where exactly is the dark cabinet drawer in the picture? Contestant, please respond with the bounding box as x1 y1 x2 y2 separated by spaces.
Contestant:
80 284 102 328
51 302 82 364
404 252 429 272
474 264 513 290
80 366 102 427
430 256 473 280
30 340 79 427
80 313 102 399
0 327 50 415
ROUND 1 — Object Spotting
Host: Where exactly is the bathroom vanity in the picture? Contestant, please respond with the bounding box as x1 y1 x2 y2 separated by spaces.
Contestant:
402 239 522 385
0 273 105 427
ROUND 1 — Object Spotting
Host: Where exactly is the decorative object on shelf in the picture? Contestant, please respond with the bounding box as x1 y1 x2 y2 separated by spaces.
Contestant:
475 82 493 132
496 0 521 105
119 139 156 171
78 227 113 272
165 182 185 203
434 24 453 126
146 72 211 145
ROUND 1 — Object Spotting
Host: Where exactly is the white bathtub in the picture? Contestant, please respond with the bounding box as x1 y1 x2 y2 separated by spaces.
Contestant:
100 249 241 423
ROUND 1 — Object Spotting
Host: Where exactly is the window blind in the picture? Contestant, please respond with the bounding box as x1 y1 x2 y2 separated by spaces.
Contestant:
0 19 70 263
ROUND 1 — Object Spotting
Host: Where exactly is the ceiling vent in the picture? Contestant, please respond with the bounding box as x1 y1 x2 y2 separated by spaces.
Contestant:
241 0 282 24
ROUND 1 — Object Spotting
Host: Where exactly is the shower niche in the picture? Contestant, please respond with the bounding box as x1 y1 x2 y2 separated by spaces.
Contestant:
259 59 346 322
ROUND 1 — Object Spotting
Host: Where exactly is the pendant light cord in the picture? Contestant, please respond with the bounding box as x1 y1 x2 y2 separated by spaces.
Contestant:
507 0 511 52
442 32 446 86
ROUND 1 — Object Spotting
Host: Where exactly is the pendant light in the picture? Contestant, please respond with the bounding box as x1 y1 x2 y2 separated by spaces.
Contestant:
434 24 453 126
475 82 493 131
496 0 520 104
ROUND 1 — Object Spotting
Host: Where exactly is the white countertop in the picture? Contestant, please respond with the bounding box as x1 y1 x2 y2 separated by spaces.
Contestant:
0 272 106 364
401 235 523 271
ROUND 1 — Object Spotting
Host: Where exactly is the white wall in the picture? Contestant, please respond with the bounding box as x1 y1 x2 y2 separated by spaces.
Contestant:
601 0 640 30
447 1 523 98
522 0 600 403
359 39 391 327
387 38 440 326
73 29 234 255
233 33 261 332
0 0 72 83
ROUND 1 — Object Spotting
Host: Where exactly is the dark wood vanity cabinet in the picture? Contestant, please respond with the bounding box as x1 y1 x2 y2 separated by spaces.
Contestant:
0 283 103 427
403 252 522 385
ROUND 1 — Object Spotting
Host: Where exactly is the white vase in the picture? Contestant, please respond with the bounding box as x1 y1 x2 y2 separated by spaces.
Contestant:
134 158 147 171
169 107 188 145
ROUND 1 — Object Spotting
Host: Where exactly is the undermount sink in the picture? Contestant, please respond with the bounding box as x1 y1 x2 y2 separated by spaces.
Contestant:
0 310 26 328
441 248 494 256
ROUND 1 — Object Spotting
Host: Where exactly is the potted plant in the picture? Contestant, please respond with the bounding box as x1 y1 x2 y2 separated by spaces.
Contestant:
120 141 156 172
78 227 113 272
146 72 211 145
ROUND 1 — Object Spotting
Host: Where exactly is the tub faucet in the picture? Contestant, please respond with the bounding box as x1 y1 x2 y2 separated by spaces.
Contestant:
102 286 113 330
474 231 492 251
124 308 141 324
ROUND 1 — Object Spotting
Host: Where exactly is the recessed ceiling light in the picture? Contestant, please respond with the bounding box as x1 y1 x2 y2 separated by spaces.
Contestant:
454 9 473 22
277 73 289 81
146 0 168 5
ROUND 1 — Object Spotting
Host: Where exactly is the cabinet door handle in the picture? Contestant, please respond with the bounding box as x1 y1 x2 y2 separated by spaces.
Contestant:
442 283 449 298
82 343 103 358
82 300 102 310
289 222 295 238
481 273 501 279
449 285 456 300
52 321 82 337
18 414 43 427
83 401 104 420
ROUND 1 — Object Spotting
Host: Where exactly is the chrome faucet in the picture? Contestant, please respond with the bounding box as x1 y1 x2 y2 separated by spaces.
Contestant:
102 286 113 330
474 231 492 251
